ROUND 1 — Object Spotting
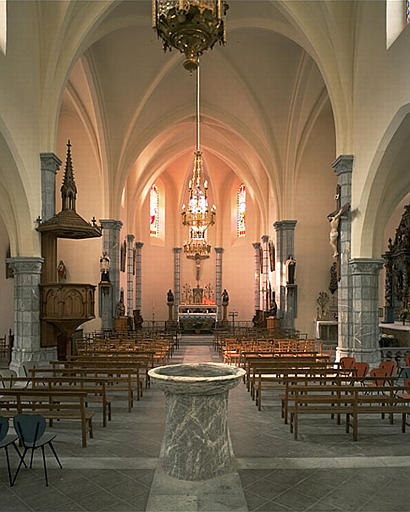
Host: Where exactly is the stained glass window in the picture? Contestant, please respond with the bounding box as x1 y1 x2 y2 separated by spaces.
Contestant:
237 183 246 237
150 184 159 237
407 0 410 24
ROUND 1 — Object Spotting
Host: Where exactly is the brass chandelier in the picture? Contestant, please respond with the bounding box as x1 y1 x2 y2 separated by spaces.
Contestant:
181 64 216 259
152 0 229 72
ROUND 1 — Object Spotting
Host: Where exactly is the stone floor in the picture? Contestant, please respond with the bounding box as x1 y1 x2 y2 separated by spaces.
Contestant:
1 337 410 511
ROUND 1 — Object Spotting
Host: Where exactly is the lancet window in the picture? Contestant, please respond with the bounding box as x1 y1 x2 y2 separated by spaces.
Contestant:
150 184 159 237
237 183 246 237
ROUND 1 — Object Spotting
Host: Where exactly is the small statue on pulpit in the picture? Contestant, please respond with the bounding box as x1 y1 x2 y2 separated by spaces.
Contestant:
100 251 110 282
222 289 229 305
167 289 174 304
57 260 67 282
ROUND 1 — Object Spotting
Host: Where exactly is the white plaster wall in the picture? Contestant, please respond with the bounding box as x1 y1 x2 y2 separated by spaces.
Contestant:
294 103 337 337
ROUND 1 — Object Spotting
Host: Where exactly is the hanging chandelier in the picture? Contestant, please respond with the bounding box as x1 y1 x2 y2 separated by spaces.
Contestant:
181 64 216 259
152 0 229 72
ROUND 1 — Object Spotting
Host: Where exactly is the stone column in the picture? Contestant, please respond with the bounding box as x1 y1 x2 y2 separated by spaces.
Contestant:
349 258 384 365
215 247 223 323
40 153 61 222
126 234 135 317
135 242 143 311
100 219 122 321
273 220 297 318
6 257 45 376
261 235 269 311
173 248 182 321
333 155 353 361
252 242 261 311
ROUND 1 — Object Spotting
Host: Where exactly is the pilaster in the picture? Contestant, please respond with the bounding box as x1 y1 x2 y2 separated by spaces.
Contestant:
215 248 223 322
135 242 144 311
40 153 61 222
6 257 51 376
126 234 135 317
332 155 353 361
349 258 384 365
252 242 261 311
261 235 269 311
173 248 182 321
100 219 123 322
274 220 297 319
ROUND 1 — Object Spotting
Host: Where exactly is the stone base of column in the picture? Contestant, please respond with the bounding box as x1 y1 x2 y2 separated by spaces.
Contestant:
10 347 58 377
336 346 381 367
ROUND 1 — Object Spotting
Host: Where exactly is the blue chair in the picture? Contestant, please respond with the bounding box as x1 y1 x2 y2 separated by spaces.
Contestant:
0 416 25 486
12 414 62 486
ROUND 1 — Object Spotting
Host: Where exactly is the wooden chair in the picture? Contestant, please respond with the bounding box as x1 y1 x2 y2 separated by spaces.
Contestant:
379 361 397 377
340 357 356 369
352 362 369 379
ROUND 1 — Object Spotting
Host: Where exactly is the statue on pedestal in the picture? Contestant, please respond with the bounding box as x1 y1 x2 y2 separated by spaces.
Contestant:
167 289 174 304
222 289 229 323
99 251 110 282
115 293 125 318
285 256 296 284
267 291 277 318
133 309 143 330
167 289 175 322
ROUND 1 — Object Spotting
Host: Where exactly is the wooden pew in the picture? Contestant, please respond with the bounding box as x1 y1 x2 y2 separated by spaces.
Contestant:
6 375 111 427
32 366 139 412
287 382 410 441
255 367 356 411
0 388 93 447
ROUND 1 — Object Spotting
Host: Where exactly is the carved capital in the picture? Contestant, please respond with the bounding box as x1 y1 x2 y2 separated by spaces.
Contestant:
173 247 182 254
349 258 384 276
252 242 261 250
261 234 269 243
273 220 297 232
332 155 353 177
127 234 135 244
40 153 62 174
100 219 123 231
214 247 224 254
6 257 44 275
135 242 144 249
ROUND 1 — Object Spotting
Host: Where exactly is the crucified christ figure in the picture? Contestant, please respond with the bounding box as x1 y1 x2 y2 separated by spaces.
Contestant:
328 203 350 258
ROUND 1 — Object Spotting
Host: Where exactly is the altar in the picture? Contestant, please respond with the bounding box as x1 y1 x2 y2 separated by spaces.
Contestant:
379 322 410 347
178 304 218 333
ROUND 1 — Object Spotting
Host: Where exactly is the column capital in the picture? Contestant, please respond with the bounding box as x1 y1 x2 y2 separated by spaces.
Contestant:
332 155 354 177
252 242 261 250
261 234 269 243
349 258 384 275
100 219 123 231
273 220 297 232
173 247 182 254
40 153 62 173
127 234 135 243
6 257 44 274
214 247 224 254
135 241 144 249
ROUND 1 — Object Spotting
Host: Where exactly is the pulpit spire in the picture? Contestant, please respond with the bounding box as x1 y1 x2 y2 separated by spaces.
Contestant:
61 140 77 211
